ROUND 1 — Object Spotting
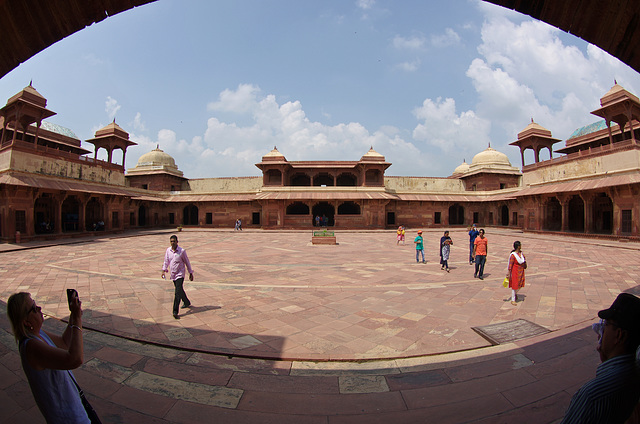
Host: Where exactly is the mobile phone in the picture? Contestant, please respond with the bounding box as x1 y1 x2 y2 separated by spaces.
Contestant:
67 288 78 308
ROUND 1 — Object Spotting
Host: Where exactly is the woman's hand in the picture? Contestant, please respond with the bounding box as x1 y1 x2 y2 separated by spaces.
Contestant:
69 295 83 319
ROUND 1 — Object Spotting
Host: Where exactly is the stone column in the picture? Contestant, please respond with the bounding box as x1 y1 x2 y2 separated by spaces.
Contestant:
580 192 594 234
557 194 571 232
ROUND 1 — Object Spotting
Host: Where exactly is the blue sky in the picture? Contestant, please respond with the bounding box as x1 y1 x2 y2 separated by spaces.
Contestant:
1 0 640 179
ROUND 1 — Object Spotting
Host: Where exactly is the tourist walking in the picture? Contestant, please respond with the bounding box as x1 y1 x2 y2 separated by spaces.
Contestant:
506 240 526 305
414 230 425 263
468 224 479 265
162 235 194 319
7 291 96 423
397 226 403 245
472 229 487 279
441 240 452 272
440 230 452 271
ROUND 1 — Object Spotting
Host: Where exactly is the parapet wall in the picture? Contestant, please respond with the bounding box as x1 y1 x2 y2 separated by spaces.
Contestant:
186 176 262 193
522 148 640 186
384 176 466 192
7 147 125 185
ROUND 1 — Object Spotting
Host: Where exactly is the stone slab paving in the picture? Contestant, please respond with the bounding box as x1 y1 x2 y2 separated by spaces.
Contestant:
0 228 639 423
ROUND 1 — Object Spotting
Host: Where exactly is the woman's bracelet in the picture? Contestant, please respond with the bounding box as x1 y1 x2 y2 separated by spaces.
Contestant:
69 324 82 332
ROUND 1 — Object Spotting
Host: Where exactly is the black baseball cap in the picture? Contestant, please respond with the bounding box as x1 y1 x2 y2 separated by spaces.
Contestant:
598 293 640 332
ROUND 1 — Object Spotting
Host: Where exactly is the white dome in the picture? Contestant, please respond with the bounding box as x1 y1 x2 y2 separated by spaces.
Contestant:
471 146 511 167
136 147 177 169
453 160 469 175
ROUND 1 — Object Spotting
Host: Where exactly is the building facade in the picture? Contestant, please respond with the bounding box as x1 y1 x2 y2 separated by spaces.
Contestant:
1 83 639 242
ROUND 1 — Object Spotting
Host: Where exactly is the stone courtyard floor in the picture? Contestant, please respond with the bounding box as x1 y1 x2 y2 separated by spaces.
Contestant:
1 228 639 423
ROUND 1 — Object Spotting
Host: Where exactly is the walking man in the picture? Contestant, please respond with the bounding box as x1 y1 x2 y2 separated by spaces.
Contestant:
468 224 479 265
162 235 194 319
472 229 487 280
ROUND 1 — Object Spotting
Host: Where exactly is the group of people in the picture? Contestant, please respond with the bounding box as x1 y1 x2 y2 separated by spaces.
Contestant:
411 226 526 307
6 233 640 423
314 215 329 227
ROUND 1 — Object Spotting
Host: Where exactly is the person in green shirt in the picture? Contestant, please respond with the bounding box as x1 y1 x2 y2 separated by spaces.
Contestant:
414 230 425 263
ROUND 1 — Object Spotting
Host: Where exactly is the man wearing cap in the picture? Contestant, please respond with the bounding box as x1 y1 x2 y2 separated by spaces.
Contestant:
414 230 425 263
561 293 640 423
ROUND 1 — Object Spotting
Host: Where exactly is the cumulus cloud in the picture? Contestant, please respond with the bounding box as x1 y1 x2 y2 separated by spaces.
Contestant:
412 97 492 155
461 3 640 162
207 83 260 114
129 84 429 178
105 96 120 120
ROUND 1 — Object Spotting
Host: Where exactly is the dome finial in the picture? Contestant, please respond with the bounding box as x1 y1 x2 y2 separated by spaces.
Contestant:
614 79 618 85
488 142 491 148
29 79 33 87
531 117 534 123
156 144 159 149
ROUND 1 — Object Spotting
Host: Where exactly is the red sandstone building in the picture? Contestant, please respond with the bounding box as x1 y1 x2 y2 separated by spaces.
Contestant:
1 83 639 242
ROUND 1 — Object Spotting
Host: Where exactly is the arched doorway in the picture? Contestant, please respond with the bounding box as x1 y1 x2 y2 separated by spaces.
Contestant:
85 197 103 231
34 195 55 233
138 205 147 226
568 195 584 232
183 204 198 226
312 202 335 226
61 196 80 232
448 204 464 225
545 198 561 231
501 205 509 226
593 193 613 234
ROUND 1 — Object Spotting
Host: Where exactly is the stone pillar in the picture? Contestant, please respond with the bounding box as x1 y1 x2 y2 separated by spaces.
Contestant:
580 192 594 234
557 194 571 232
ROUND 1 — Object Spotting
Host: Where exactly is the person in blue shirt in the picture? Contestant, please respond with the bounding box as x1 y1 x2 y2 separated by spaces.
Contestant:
468 224 479 265
414 230 425 263
561 293 640 423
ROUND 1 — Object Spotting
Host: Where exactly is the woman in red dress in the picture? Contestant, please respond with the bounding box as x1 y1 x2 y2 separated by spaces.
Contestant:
506 240 526 306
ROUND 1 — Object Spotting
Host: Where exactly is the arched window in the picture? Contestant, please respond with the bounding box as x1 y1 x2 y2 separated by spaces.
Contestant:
365 169 381 184
313 173 334 186
336 173 357 186
290 173 311 186
286 202 309 215
266 169 282 185
337 201 360 215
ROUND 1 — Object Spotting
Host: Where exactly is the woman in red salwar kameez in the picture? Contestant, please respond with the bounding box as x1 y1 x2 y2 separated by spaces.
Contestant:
507 240 526 306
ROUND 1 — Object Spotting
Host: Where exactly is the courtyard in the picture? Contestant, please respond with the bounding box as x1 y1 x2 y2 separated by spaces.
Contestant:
1 228 639 422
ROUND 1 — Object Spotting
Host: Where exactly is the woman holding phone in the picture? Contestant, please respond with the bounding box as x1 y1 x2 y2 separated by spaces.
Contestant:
6 290 92 423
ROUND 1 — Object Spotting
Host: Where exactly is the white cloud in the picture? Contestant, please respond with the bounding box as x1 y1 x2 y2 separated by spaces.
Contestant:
412 97 492 156
356 0 375 10
129 84 428 178
207 83 260 113
131 112 146 132
393 34 426 50
105 96 120 120
394 60 420 72
430 28 461 47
